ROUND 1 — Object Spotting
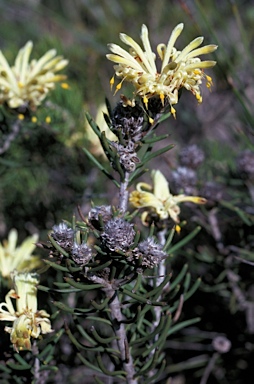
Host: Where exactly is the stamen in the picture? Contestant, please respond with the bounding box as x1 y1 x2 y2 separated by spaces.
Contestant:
171 106 176 119
160 92 165 106
110 76 115 90
143 95 149 109
196 93 202 103
175 224 181 234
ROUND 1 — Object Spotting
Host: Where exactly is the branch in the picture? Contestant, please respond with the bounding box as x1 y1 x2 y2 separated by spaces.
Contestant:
104 285 137 384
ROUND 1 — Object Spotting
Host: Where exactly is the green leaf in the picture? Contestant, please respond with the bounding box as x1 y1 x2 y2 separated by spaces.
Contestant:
85 111 102 138
142 144 175 163
83 147 119 187
96 353 126 377
169 264 188 291
167 317 201 337
166 227 201 254
219 200 253 225
64 277 104 290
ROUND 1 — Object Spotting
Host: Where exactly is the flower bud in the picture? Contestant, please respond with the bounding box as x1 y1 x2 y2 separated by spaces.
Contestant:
112 101 144 142
88 205 113 229
71 242 92 265
101 218 135 252
51 222 74 251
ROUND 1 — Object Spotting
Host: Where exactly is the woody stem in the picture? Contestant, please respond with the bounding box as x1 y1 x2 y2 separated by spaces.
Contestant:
118 172 130 213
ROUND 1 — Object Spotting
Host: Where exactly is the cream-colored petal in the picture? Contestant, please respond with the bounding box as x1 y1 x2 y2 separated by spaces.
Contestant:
175 36 204 62
120 33 155 75
16 41 33 85
185 60 217 70
151 170 170 201
161 23 184 71
168 205 181 223
136 182 153 192
0 303 15 319
184 44 218 60
0 52 19 92
157 43 166 61
174 195 207 204
13 272 39 313
15 233 38 260
129 190 164 211
29 49 56 78
37 317 53 334
8 229 18 253
140 24 157 74
107 43 145 71
106 54 143 71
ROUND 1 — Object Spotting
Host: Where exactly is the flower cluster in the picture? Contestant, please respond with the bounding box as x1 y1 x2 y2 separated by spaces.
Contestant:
0 272 52 352
107 24 217 117
129 170 206 224
0 41 68 110
0 229 42 279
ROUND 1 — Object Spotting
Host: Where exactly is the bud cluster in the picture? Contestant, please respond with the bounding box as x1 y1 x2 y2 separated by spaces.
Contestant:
108 101 146 173
51 222 75 251
111 101 144 143
128 237 167 269
171 144 225 205
111 140 140 172
51 208 169 272
51 222 92 266
101 217 135 252
171 144 205 195
88 205 113 230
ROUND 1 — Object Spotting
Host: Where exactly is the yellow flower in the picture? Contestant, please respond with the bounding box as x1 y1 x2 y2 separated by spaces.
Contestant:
129 170 206 224
0 229 42 279
0 272 53 352
107 24 217 116
0 41 68 110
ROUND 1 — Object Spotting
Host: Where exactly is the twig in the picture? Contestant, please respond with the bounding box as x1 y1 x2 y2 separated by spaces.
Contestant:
86 273 137 383
118 171 130 213
105 286 137 384
153 228 167 331
0 119 21 155
32 341 49 384
207 208 224 252
200 352 219 384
